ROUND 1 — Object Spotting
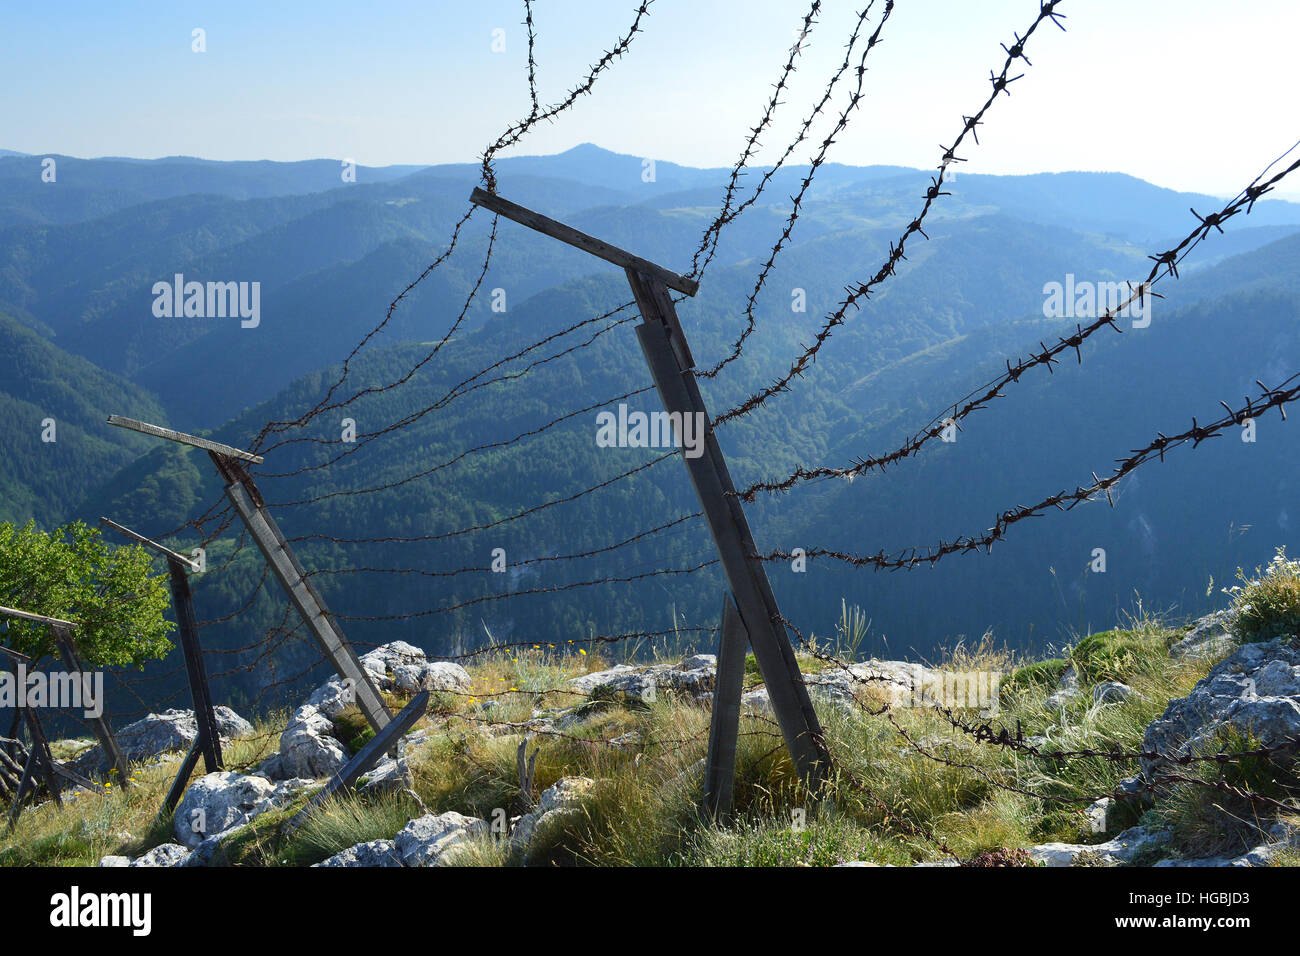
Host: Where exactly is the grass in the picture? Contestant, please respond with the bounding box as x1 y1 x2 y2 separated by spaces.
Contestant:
1226 547 1300 644
1 604 1293 867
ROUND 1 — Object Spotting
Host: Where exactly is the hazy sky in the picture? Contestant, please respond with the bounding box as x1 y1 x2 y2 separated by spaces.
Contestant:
3 0 1297 197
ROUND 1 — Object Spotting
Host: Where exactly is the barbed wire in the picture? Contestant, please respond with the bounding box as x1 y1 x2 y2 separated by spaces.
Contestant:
686 0 824 281
284 451 675 545
755 372 1300 569
737 152 1300 499
700 0 896 379
713 0 1068 428
304 512 703 580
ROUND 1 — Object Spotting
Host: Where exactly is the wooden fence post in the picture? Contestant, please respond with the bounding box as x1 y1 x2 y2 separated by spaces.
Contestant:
284 690 429 834
102 416 394 739
466 189 832 796
100 517 223 776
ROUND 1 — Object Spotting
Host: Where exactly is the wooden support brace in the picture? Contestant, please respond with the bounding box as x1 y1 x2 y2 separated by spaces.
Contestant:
5 747 37 833
100 517 222 775
166 556 223 773
454 192 825 798
106 415 263 463
703 593 747 818
50 623 131 787
100 516 201 571
21 706 61 807
284 690 429 834
161 741 204 817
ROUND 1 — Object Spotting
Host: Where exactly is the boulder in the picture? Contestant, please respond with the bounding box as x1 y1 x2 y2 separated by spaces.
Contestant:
1044 667 1082 712
173 772 298 848
261 704 349 781
1152 846 1277 867
358 753 412 794
131 843 190 867
1170 610 1237 661
314 839 404 867
567 657 719 705
392 661 471 694
569 665 655 703
68 706 253 777
360 640 428 676
301 641 463 718
304 678 357 720
1026 825 1170 867
394 811 486 866
1085 797 1112 835
510 777 594 855
1141 637 1300 780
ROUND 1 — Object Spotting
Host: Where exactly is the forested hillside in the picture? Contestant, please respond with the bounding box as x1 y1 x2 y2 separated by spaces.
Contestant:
3 144 1300 713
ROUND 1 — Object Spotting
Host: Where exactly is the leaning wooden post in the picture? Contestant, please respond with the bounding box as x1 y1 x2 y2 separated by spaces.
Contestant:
466 188 831 794
100 517 223 775
20 706 61 807
166 555 223 771
103 416 394 739
209 452 393 737
4 747 37 833
627 268 830 785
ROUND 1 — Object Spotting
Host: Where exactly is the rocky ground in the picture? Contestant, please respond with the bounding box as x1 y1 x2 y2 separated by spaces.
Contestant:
48 610 1300 868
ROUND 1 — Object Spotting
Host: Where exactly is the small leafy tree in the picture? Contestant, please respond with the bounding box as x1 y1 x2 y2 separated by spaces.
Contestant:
0 520 174 667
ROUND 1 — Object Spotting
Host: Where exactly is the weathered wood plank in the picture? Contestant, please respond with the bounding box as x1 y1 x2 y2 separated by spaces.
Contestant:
167 556 222 773
161 742 203 816
284 691 429 833
222 477 392 736
703 593 747 817
99 517 201 571
0 605 76 628
469 187 700 296
106 415 263 464
629 268 830 787
22 706 61 807
0 644 31 663
51 623 132 787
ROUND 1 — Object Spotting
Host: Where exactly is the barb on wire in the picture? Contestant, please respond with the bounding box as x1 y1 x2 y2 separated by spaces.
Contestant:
737 152 1300 500
755 373 1300 569
701 0 896 379
714 0 1068 428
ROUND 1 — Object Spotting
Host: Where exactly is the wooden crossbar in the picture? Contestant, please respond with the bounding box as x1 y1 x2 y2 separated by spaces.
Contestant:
469 187 700 296
0 605 76 628
106 415 263 464
99 517 200 572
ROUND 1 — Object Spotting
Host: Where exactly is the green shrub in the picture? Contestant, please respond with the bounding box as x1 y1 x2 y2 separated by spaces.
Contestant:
1068 629 1163 684
1002 658 1067 697
1225 548 1300 644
